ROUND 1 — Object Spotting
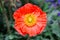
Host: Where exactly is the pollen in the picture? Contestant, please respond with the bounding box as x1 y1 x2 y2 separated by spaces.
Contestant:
24 14 37 27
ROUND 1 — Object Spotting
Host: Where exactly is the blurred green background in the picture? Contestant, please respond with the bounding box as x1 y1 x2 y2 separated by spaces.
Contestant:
0 0 60 40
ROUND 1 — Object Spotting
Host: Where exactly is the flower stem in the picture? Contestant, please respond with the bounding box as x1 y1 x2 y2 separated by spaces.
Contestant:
27 36 30 40
24 0 29 3
0 0 11 34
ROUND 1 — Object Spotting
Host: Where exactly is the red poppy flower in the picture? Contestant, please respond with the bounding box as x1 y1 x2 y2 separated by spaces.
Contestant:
13 3 47 37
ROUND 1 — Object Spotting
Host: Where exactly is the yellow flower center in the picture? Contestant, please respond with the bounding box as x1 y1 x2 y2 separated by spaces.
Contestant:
24 14 37 27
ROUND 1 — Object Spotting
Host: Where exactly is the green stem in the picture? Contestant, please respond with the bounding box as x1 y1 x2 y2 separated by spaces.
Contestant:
0 0 11 34
27 36 30 40
24 0 29 3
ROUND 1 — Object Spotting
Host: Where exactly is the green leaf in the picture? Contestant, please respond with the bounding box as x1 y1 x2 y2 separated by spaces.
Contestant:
43 3 49 11
8 35 14 40
44 5 54 12
42 38 49 40
47 10 59 21
30 0 43 5
51 20 60 37
34 36 41 40
0 7 2 13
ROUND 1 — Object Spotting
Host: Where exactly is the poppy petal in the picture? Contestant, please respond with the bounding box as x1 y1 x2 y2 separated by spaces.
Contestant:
13 3 47 37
